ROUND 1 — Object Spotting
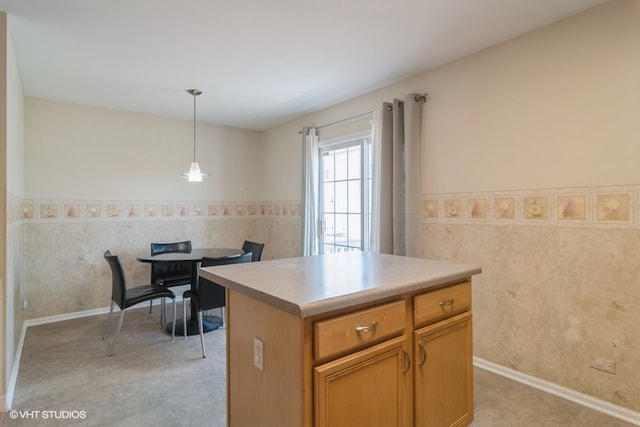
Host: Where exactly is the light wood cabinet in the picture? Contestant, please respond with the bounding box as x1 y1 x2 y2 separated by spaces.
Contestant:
314 300 406 361
414 282 471 326
414 312 473 427
314 336 411 427
226 279 474 427
311 281 473 427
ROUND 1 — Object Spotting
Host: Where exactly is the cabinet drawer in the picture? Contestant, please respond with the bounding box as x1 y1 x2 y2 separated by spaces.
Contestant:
314 300 406 361
413 281 471 327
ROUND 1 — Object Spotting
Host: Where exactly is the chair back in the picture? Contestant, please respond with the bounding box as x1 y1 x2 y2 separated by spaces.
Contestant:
104 250 127 309
150 240 192 256
198 252 252 311
241 240 265 262
150 241 192 283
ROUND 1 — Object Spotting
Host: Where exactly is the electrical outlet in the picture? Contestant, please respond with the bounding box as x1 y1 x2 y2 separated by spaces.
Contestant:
254 337 264 371
591 356 616 374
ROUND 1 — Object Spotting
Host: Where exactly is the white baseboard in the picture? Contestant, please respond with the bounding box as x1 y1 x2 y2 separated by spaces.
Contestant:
5 320 27 411
23 296 185 327
6 297 184 410
24 306 112 327
473 357 640 426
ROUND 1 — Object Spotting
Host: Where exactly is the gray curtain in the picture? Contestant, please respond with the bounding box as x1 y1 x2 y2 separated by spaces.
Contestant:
377 94 425 256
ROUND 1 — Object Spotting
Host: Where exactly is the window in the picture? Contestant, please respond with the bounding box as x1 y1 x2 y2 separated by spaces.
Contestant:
319 133 372 253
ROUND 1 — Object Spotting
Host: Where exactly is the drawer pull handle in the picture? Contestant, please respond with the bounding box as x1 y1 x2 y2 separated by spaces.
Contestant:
355 322 378 333
439 298 454 307
402 348 411 374
418 341 427 367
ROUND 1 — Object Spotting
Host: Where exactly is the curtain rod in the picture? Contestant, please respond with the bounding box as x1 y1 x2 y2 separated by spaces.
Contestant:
316 110 373 130
299 111 373 134
385 93 428 110
300 92 426 133
414 92 428 102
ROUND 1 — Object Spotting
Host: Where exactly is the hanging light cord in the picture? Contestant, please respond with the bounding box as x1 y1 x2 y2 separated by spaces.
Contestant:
188 89 202 162
192 93 197 161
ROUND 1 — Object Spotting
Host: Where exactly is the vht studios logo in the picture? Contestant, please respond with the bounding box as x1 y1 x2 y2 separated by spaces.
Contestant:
9 409 87 420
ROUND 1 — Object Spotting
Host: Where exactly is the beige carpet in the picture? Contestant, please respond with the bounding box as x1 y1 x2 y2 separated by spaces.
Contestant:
2 307 635 427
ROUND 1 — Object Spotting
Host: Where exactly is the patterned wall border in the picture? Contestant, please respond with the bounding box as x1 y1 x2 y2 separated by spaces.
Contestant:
423 185 640 229
11 185 639 229
7 195 301 226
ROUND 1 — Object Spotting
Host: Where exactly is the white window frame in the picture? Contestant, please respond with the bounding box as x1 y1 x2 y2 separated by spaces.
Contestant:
318 131 372 254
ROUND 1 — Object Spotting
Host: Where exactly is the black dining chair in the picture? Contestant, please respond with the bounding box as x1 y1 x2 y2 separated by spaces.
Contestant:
241 240 265 262
149 240 192 324
183 251 253 357
103 250 176 356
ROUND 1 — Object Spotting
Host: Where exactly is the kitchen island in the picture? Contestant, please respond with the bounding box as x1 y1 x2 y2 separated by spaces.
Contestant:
200 252 481 427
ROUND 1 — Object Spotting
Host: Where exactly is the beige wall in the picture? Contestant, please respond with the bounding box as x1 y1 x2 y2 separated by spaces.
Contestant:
1 10 7 412
261 0 640 413
25 98 264 202
418 1 640 410
421 0 640 194
23 219 257 318
264 0 640 195
3 12 25 412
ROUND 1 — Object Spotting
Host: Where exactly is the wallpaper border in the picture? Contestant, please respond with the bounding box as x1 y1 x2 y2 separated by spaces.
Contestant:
423 185 640 229
7 195 301 226
10 185 640 229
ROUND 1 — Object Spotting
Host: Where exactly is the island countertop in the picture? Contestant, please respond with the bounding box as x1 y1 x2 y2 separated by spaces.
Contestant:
199 252 481 317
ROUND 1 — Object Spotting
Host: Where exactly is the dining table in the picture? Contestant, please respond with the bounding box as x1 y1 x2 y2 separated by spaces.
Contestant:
137 247 244 336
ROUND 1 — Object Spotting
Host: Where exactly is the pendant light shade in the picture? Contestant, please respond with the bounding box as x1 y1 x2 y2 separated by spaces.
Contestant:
186 161 204 182
181 89 210 182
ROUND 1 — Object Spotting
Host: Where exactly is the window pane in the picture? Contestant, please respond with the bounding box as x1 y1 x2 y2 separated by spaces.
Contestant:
335 181 348 213
348 145 361 180
316 135 371 254
323 182 335 213
323 243 336 254
334 147 348 181
348 214 362 248
323 151 334 181
348 180 361 213
323 214 335 244
334 214 348 247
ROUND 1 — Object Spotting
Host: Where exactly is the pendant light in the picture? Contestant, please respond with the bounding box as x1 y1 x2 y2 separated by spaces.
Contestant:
181 89 210 182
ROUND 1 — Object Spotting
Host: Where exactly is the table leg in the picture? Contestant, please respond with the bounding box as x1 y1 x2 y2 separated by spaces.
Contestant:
165 261 222 335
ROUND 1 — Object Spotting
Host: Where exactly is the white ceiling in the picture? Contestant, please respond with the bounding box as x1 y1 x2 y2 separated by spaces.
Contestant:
0 0 608 131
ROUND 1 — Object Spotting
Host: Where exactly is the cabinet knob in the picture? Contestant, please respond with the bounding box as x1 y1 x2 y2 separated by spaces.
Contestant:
439 298 454 307
355 322 378 333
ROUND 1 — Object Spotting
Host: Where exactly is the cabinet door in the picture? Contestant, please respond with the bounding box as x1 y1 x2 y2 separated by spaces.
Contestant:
414 312 473 427
314 336 412 427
